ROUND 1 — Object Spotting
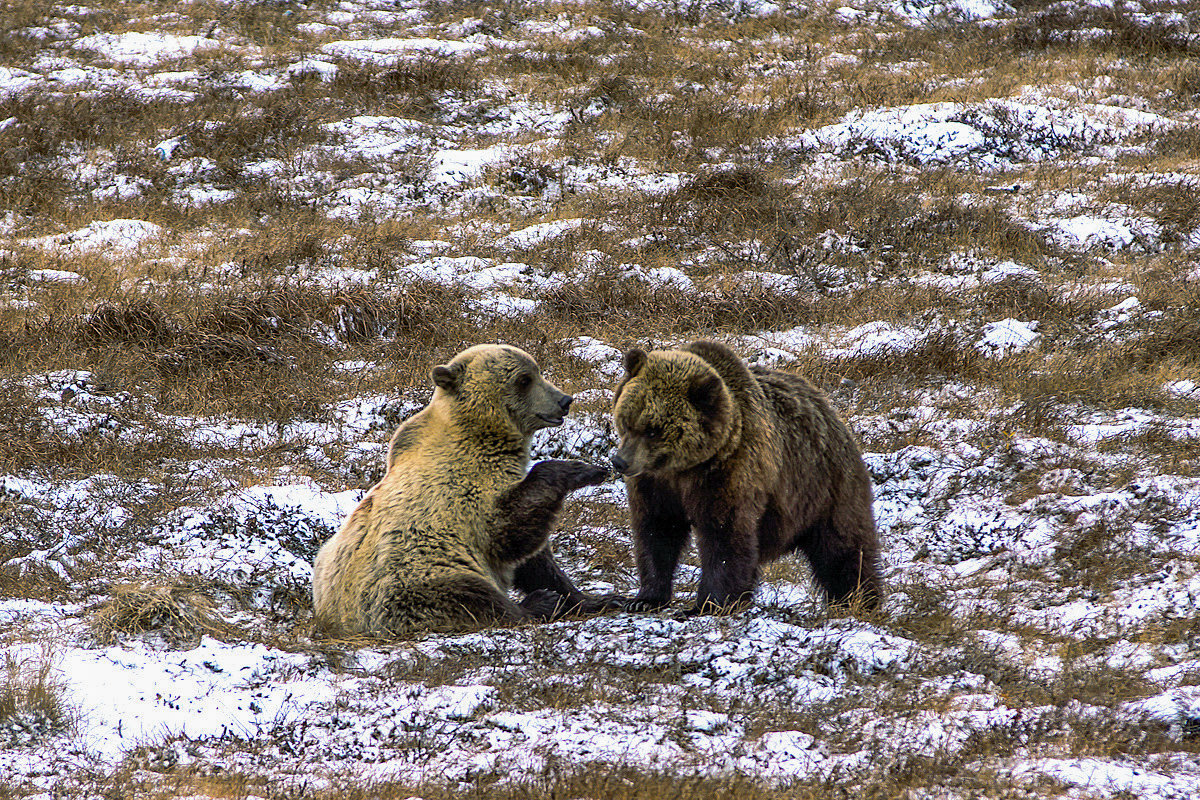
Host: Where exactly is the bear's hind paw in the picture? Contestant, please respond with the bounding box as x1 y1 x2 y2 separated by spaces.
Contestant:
520 588 568 621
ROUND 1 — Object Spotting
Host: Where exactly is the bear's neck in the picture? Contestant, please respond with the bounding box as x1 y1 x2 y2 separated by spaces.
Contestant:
449 410 529 462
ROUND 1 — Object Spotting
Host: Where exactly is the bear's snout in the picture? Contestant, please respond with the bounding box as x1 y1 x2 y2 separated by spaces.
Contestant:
610 453 630 475
558 394 573 412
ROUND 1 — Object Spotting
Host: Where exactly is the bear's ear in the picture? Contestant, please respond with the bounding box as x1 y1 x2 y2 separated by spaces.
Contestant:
431 361 465 392
687 373 725 417
622 348 647 378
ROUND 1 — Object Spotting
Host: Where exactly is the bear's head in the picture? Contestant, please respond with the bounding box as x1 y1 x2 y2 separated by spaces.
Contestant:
611 347 736 477
431 344 573 438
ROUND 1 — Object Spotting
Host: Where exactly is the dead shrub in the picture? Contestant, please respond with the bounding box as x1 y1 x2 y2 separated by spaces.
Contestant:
536 272 692 331
180 89 326 170
0 380 199 477
81 300 177 347
327 59 479 117
1011 5 1200 56
0 90 162 214
698 284 822 333
1 652 73 747
1139 183 1200 239
227 226 330 276
1156 124 1200 159
975 274 1057 319
196 288 324 339
1166 60 1200 104
0 90 151 156
1121 316 1200 370
656 166 792 236
908 201 1056 263
90 583 236 647
582 74 641 109
154 334 291 376
837 329 988 385
496 159 560 196
1053 515 1146 593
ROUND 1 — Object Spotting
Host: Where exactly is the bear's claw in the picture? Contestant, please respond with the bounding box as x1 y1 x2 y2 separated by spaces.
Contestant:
622 595 670 613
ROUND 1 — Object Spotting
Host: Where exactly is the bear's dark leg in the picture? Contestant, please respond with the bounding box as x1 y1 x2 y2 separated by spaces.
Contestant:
795 517 882 611
689 514 760 615
626 475 691 612
369 574 543 635
512 547 621 615
489 459 608 565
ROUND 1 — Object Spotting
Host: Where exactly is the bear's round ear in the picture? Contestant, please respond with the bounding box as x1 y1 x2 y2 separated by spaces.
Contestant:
622 348 647 378
687 373 725 417
431 362 464 392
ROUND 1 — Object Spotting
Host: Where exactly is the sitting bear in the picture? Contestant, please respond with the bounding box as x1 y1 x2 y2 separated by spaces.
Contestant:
610 340 882 615
312 344 609 637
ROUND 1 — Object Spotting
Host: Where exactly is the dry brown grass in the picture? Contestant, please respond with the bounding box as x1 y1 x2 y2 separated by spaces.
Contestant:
1011 3 1200 57
326 59 481 119
1 650 74 747
88 582 236 647
92 766 842 800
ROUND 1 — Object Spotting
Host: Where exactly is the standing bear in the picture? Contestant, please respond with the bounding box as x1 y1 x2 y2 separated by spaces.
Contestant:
610 340 882 615
312 344 610 637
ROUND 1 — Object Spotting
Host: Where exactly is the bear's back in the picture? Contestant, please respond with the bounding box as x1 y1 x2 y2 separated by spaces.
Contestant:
366 427 521 578
313 407 526 634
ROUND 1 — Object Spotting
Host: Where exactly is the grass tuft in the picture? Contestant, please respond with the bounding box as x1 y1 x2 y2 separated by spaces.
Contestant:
1 651 74 748
89 583 236 647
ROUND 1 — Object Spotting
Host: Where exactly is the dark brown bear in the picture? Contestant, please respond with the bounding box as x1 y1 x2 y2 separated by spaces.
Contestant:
610 340 882 616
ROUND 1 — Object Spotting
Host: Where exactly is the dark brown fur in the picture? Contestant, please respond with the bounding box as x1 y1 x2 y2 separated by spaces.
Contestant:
611 340 882 615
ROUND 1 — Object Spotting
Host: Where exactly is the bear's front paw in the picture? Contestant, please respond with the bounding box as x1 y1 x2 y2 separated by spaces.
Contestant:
520 588 567 621
527 460 610 492
562 461 610 491
623 595 670 613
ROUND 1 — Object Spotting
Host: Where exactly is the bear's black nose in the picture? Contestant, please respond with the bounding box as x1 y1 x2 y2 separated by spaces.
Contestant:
559 394 573 411
611 454 629 474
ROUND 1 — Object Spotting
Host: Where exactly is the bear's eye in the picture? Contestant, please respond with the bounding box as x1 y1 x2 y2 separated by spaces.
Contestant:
515 373 532 390
644 426 662 441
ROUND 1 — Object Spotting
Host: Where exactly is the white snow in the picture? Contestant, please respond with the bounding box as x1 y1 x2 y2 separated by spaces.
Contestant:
45 637 336 762
320 37 486 63
797 98 1176 170
1047 214 1157 251
976 319 1041 358
287 58 339 83
20 220 164 258
0 67 40 97
839 321 928 358
75 33 234 67
430 146 514 187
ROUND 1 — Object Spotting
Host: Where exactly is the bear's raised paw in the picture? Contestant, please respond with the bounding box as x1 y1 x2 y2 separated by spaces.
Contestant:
527 459 610 493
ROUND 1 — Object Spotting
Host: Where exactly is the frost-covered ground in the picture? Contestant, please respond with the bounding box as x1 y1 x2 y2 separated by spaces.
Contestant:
2 1 1200 797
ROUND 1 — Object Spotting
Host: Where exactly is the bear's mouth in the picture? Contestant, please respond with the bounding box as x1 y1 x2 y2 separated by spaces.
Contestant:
536 412 566 427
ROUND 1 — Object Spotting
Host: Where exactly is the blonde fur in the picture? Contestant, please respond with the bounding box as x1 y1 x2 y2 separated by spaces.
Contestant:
312 344 605 637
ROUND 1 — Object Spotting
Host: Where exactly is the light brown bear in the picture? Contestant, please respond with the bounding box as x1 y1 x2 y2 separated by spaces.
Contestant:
610 340 882 616
312 344 609 637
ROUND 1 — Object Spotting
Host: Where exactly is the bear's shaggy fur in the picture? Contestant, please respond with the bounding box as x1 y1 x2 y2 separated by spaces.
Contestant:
610 340 882 615
312 344 609 637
